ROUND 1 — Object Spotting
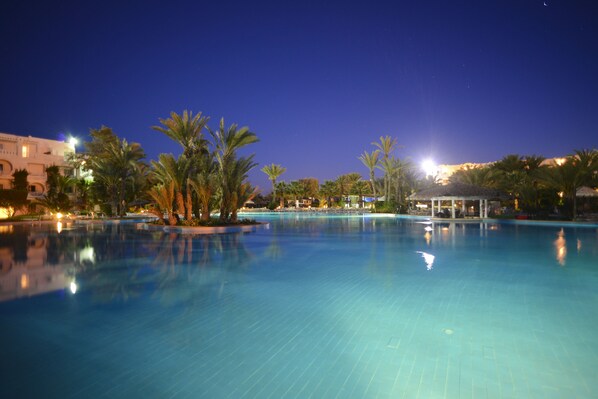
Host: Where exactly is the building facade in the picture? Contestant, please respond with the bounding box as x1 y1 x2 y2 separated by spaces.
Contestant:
0 132 76 210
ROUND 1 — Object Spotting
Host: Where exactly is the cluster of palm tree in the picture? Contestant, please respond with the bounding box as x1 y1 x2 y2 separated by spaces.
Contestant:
260 168 377 209
358 136 420 211
450 150 598 219
68 126 147 217
55 111 258 224
148 111 258 225
259 136 422 211
34 116 594 222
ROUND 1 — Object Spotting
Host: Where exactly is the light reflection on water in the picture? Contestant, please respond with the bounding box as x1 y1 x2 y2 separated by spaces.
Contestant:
554 228 567 266
0 218 595 303
0 217 597 397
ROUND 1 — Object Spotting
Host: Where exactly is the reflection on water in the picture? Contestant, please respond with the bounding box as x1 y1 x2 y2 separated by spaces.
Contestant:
0 222 255 304
554 228 567 266
1 219 595 304
0 223 95 302
416 251 435 270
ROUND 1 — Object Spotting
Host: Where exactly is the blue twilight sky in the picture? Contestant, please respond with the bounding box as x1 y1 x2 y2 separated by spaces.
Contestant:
1 0 597 192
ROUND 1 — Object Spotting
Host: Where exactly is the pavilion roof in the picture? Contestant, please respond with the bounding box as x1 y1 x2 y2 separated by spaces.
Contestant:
576 186 598 197
408 182 505 201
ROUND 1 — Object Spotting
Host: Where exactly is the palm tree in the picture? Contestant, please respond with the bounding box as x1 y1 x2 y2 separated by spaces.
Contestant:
539 149 598 219
261 163 286 205
151 154 192 221
224 156 257 222
372 135 399 199
152 110 210 158
350 180 370 208
274 181 290 208
147 181 177 225
188 153 219 222
210 119 259 222
319 180 337 208
450 165 497 187
358 150 380 198
103 139 146 216
37 166 77 213
231 182 258 222
335 175 351 205
298 178 319 204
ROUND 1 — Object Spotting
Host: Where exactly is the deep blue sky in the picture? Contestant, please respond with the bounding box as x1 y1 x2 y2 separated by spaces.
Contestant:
1 0 597 192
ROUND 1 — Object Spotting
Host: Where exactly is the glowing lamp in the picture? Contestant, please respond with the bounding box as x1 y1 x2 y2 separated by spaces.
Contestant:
422 159 437 177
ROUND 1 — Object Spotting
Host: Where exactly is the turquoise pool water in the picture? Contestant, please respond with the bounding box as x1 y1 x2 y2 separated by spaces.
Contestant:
0 216 597 398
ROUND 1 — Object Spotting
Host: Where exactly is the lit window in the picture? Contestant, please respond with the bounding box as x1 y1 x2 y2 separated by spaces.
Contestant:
22 145 29 158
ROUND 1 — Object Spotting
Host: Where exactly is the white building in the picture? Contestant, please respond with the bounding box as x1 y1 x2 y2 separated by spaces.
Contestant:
0 132 76 214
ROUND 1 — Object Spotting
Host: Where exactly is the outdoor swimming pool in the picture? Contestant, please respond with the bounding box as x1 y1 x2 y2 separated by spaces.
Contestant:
1 215 597 398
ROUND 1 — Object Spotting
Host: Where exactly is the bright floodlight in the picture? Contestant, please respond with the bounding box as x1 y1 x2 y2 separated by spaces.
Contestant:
422 159 436 176
69 137 79 146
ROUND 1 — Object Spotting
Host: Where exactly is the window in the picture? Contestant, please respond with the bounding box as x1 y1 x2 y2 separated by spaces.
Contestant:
0 164 3 173
22 145 29 158
29 185 36 192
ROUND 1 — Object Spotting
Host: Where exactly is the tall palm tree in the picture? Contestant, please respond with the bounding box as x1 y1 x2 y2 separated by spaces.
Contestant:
102 139 146 216
223 156 257 222
210 119 259 222
152 110 210 158
358 150 380 198
372 135 399 199
261 163 286 204
188 153 218 222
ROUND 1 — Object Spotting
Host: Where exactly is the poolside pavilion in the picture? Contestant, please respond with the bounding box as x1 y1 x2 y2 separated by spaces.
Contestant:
408 182 504 219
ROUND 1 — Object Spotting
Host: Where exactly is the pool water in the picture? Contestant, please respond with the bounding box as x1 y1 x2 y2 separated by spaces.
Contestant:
1 216 597 398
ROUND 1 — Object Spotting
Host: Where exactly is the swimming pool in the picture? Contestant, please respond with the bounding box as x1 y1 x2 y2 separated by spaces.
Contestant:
1 216 597 398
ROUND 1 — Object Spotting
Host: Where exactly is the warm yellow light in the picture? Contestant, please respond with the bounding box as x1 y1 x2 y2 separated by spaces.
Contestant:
56 221 63 234
424 231 432 245
0 225 14 233
555 158 566 166
20 274 29 289
56 212 63 219
554 228 566 266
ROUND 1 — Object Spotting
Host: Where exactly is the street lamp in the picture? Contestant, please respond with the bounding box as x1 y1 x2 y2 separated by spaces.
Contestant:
422 159 437 177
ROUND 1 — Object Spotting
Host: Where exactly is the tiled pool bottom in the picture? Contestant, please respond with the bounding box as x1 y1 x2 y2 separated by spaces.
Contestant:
0 218 597 398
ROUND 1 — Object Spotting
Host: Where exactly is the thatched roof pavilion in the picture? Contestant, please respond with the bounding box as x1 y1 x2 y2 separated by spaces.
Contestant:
408 182 504 218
